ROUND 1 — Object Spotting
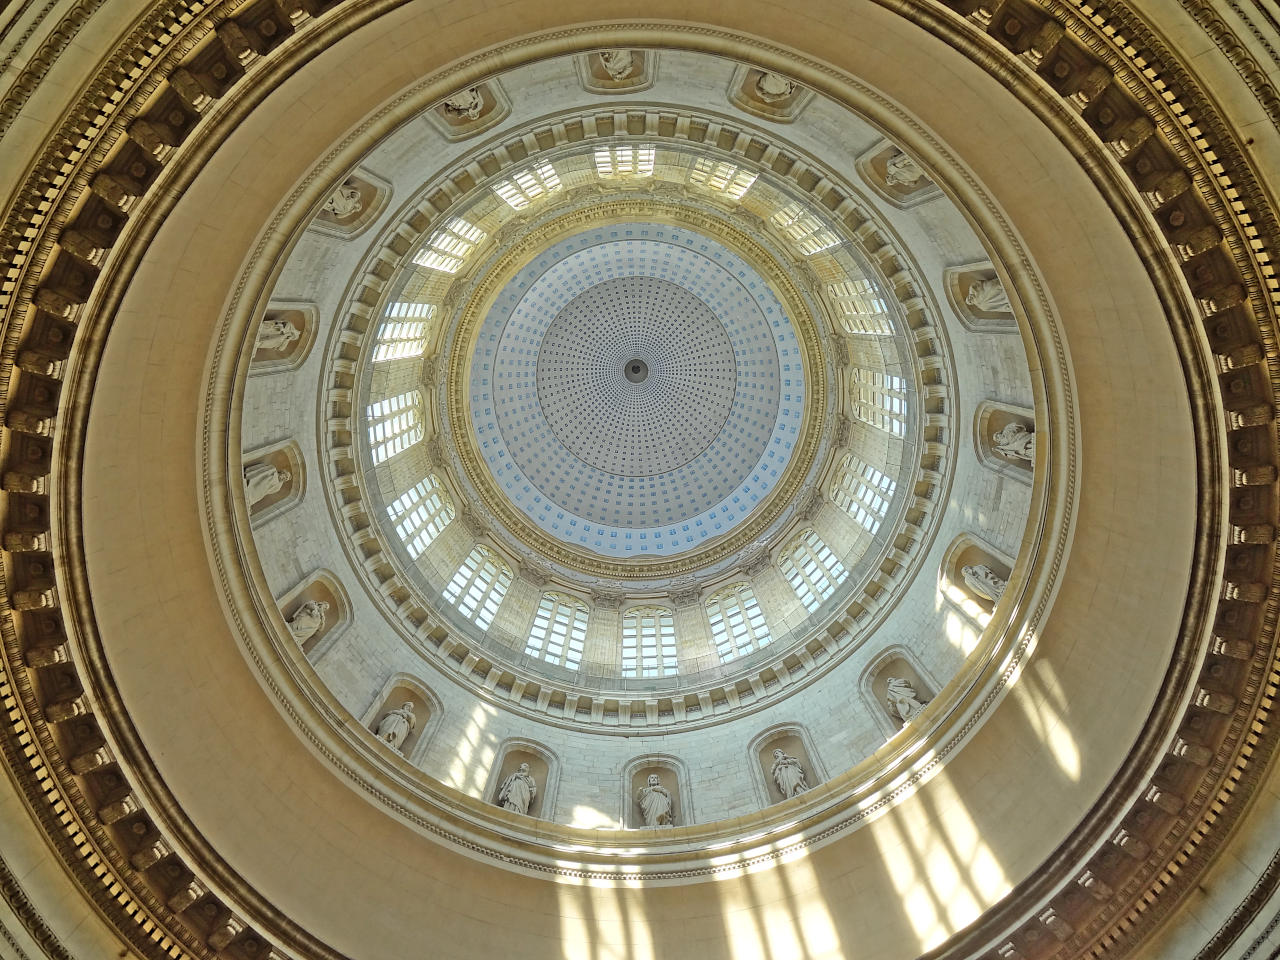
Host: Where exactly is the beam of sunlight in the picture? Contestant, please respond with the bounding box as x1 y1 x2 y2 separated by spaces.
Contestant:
1011 655 1081 782
445 701 496 793
568 804 618 830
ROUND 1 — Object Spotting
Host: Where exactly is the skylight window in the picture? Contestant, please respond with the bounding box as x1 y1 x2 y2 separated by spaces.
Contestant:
830 453 896 533
688 156 757 199
366 390 423 464
373 303 436 362
595 144 656 178
412 218 486 273
443 545 511 630
706 584 772 663
828 279 893 335
772 202 840 255
780 530 848 612
525 593 589 669
386 474 453 558
848 367 907 437
492 162 562 209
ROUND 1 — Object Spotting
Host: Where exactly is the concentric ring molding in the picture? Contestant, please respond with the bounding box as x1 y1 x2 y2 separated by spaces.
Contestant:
0 2 1272 960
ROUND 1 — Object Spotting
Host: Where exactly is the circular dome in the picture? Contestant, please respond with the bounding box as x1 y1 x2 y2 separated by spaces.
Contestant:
473 227 802 553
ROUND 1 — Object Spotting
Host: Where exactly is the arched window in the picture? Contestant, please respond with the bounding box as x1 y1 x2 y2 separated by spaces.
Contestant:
442 545 512 630
373 302 436 362
827 278 893 335
687 156 756 199
525 593 589 670
706 583 772 663
621 606 677 678
830 453 896 533
386 474 453 559
366 390 423 464
771 201 840 255
848 367 907 437
780 530 849 612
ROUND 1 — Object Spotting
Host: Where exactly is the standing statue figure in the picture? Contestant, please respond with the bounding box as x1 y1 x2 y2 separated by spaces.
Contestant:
254 317 301 354
992 422 1036 463
442 87 484 121
770 748 809 799
636 772 674 828
884 151 926 187
374 701 415 752
496 762 538 816
321 182 363 219
962 563 1008 603
243 462 291 509
965 277 1013 313
885 677 929 724
598 49 635 81
755 71 796 102
286 600 329 644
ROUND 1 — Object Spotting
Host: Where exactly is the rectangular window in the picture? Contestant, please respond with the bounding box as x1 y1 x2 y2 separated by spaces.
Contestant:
595 144 656 179
688 156 757 199
412 218 486 274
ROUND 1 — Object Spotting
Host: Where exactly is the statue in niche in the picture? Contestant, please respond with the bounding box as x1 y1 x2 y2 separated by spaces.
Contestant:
496 761 538 815
770 748 809 799
885 676 929 724
965 277 1013 314
962 563 1008 603
254 317 301 354
755 71 796 103
884 151 926 187
992 421 1036 463
243 462 291 509
636 772 674 828
442 87 484 121
374 701 416 752
286 599 329 644
321 182 363 219
598 49 635 82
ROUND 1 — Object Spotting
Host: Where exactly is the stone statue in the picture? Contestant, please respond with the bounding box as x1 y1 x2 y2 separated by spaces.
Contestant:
885 676 928 724
321 182 363 219
243 462 291 509
374 701 415 752
636 772 674 828
755 71 796 102
992 421 1035 463
598 49 635 81
884 150 926 187
442 87 484 121
962 563 1007 603
286 600 329 643
965 277 1012 313
496 761 537 815
254 317 301 354
770 748 809 799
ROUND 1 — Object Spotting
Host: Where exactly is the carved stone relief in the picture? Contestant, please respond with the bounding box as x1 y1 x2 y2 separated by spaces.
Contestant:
749 726 824 807
374 701 416 752
359 676 441 765
864 650 937 734
624 757 691 828
975 400 1037 480
856 140 940 208
311 171 386 238
427 80 511 139
486 741 557 819
635 772 675 827
276 574 347 656
942 534 1016 614
727 64 814 122
575 49 656 94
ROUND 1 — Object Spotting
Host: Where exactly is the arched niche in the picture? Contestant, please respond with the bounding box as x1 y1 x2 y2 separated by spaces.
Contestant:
622 755 692 829
275 571 350 659
726 64 815 123
310 169 388 239
747 723 826 808
861 645 939 738
941 532 1015 616
425 80 510 140
241 439 303 525
944 261 1018 333
358 674 442 766
855 139 940 209
248 301 318 374
975 400 1037 481
574 49 656 95
483 738 560 820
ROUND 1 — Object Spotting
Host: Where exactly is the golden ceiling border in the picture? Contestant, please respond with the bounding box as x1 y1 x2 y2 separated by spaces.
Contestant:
0 1 1263 959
